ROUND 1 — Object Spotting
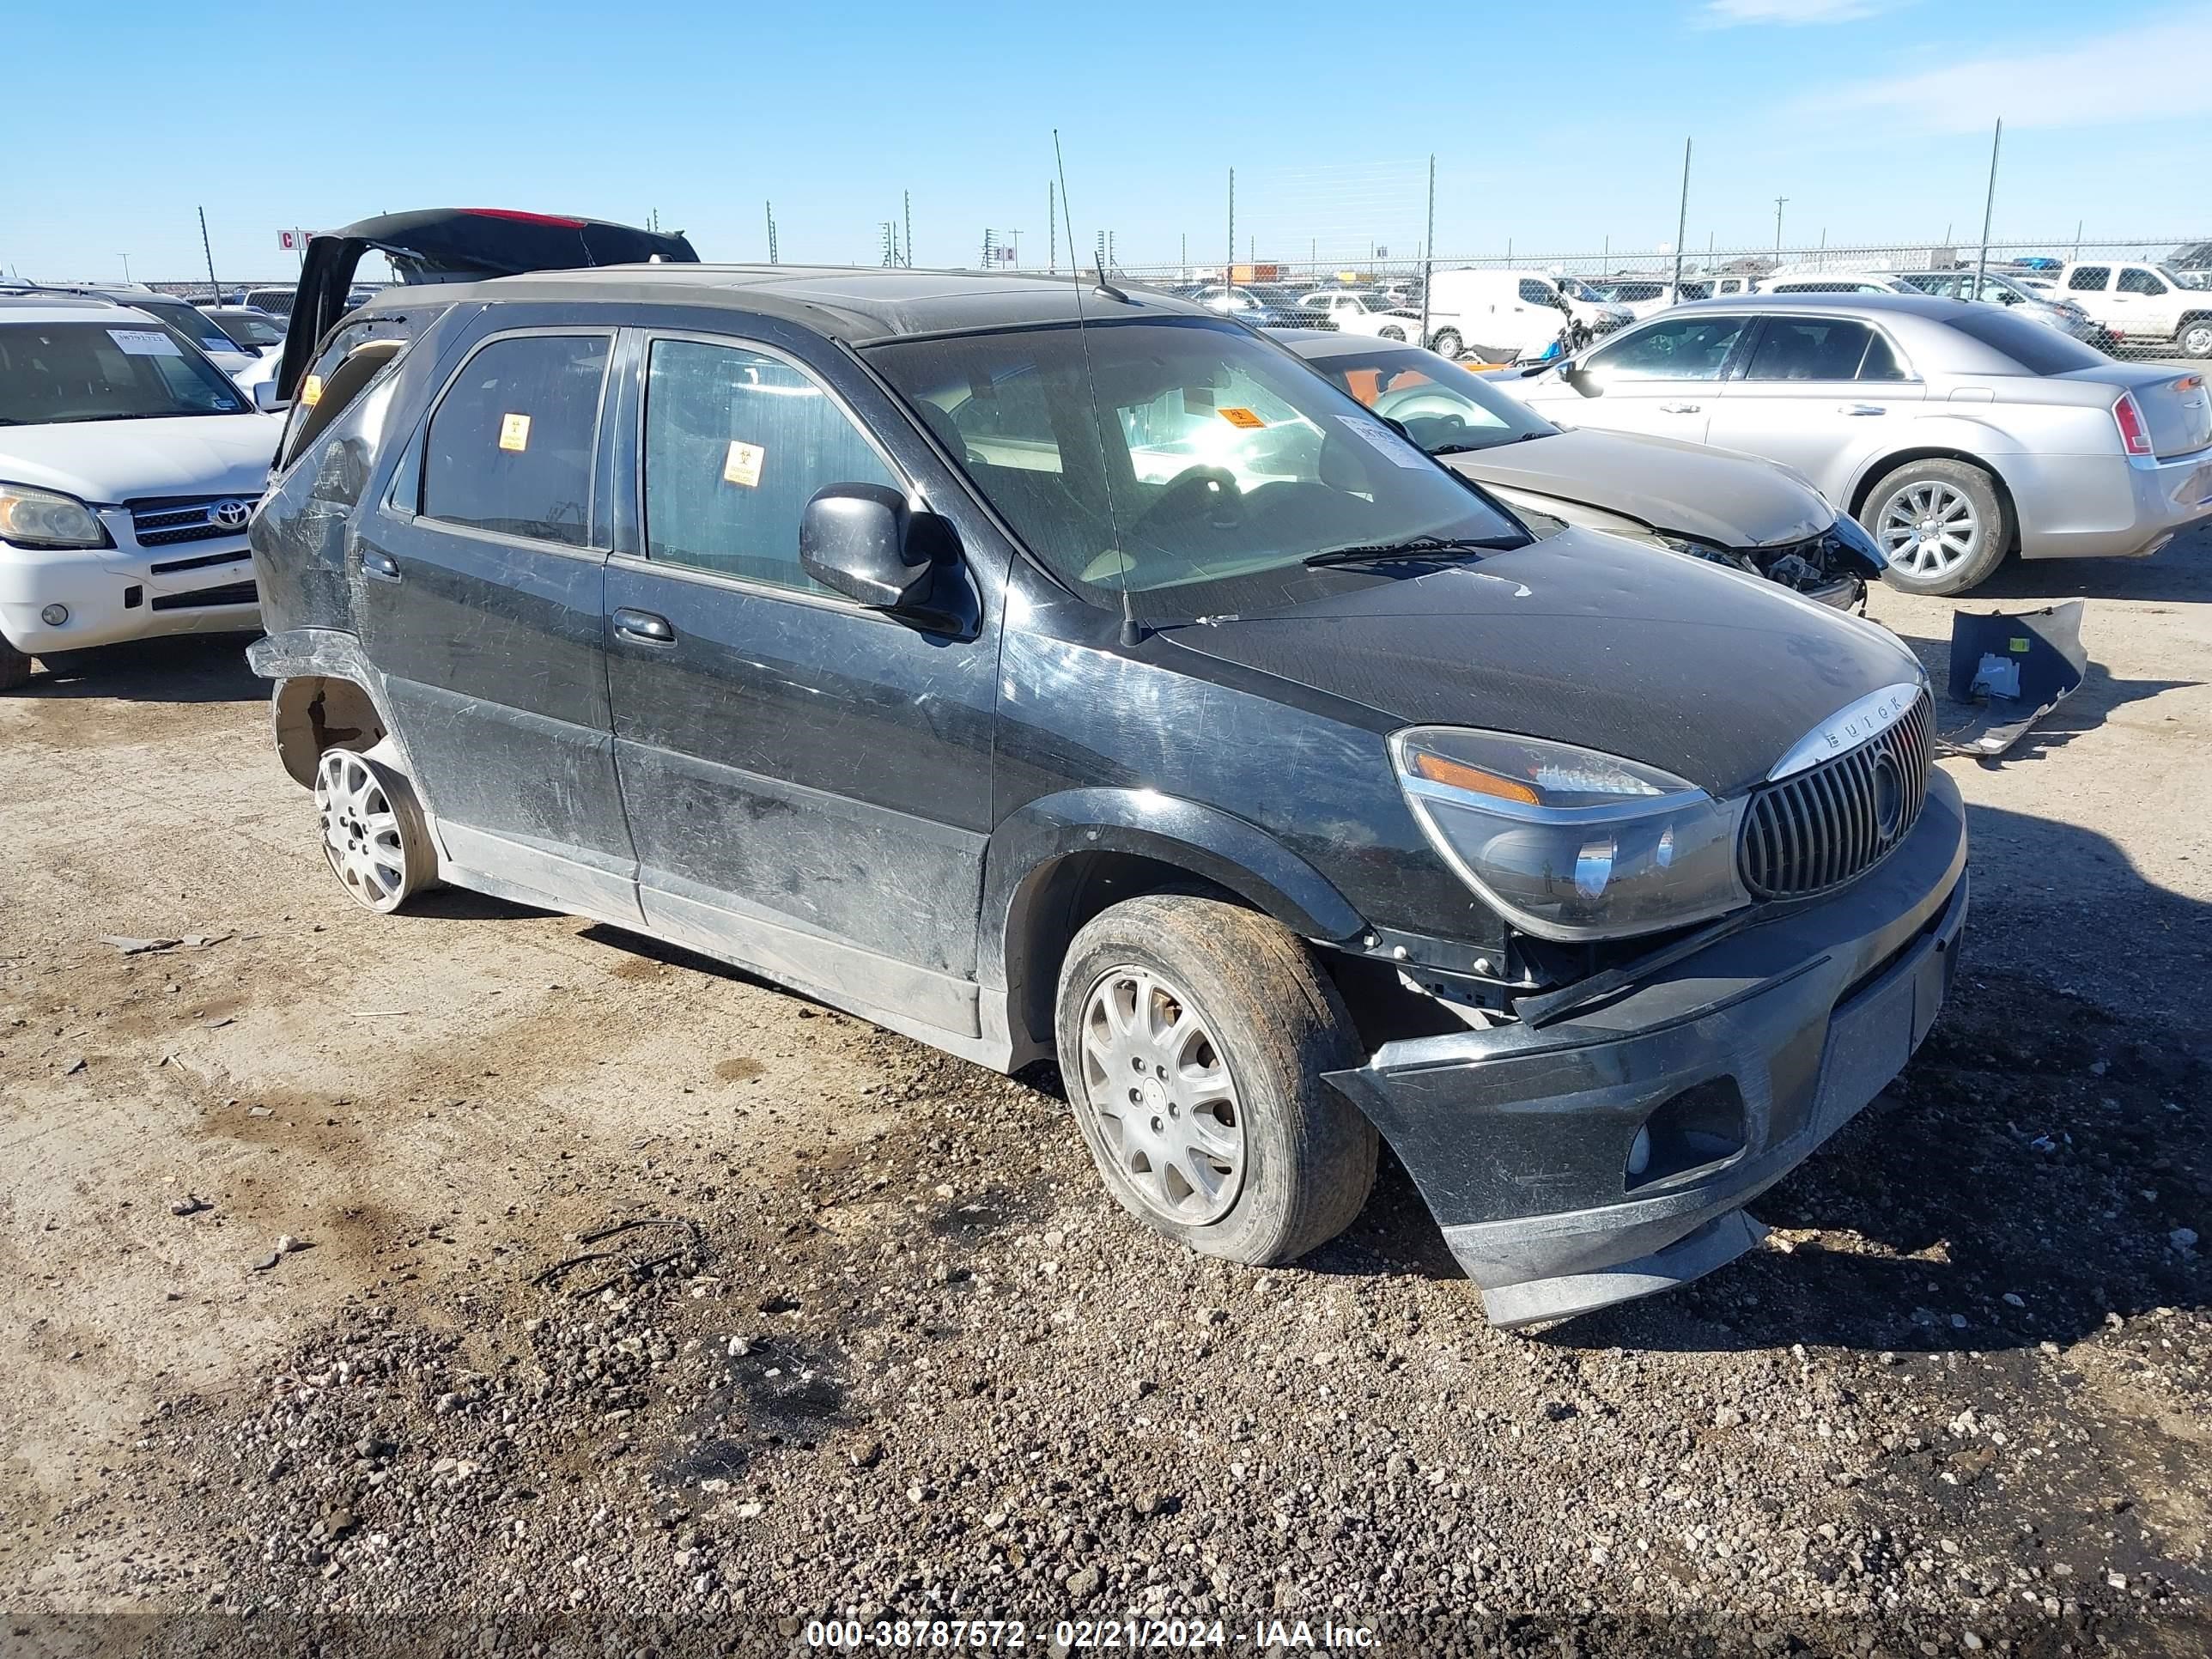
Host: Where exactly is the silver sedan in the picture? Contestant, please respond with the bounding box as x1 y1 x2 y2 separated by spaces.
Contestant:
1510 293 2212 593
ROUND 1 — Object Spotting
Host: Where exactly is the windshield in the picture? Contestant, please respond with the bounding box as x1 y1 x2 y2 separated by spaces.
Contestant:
131 299 242 357
208 309 286 348
866 318 1526 620
0 320 252 425
1946 309 2110 375
1559 279 1606 302
1308 345 1557 454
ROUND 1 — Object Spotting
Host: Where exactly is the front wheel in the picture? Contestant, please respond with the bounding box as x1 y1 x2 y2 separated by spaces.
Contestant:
1868 459 2012 596
2179 317 2212 359
1427 328 1462 359
1055 895 1377 1267
0 633 29 693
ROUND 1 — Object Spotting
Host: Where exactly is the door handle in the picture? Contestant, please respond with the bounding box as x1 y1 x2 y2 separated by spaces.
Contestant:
1657 402 1701 414
361 547 401 583
1838 404 1887 416
612 607 676 646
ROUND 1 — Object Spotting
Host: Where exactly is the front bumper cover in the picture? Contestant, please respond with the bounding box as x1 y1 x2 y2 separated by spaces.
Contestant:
1326 768 1969 1328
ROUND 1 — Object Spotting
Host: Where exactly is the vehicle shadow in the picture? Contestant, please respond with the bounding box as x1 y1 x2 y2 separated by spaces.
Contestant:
18 633 263 704
1321 800 2209 1356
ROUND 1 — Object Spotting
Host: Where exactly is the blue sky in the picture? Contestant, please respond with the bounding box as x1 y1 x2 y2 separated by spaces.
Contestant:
6 0 2209 282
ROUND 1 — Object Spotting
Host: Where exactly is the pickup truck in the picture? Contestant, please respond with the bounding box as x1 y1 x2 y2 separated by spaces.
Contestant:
2059 259 2212 358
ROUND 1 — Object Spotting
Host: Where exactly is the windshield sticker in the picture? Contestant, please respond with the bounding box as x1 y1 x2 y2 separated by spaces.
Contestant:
108 329 182 357
301 374 324 407
1218 407 1267 430
1338 414 1431 469
722 441 766 489
498 413 532 453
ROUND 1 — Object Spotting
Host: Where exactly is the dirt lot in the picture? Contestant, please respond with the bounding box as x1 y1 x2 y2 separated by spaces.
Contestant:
2 534 2207 1658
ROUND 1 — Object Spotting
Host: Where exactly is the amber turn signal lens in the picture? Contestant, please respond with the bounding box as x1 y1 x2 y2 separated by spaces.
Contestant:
1407 749 1540 805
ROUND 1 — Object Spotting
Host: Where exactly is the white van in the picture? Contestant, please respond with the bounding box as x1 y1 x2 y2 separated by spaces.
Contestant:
1419 270 1632 362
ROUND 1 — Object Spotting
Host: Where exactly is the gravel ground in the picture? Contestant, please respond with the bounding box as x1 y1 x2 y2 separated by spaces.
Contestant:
3 536 2208 1658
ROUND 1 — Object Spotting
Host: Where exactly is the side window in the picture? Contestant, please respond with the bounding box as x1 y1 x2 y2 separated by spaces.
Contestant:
642 338 897 593
1587 315 1749 380
1858 331 1909 382
1742 319 1876 381
422 333 609 548
2118 267 2167 295
2068 265 2111 292
1517 279 1555 305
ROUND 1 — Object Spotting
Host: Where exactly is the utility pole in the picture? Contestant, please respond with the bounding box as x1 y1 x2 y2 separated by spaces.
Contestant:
1048 183 1057 274
1421 153 1436 347
117 252 132 283
2073 217 2083 260
1180 232 1187 280
903 190 913 267
197 206 220 302
880 222 897 266
765 202 778 264
1007 228 1023 268
1975 117 2002 294
1672 137 1691 295
1226 167 1235 276
1772 197 1787 258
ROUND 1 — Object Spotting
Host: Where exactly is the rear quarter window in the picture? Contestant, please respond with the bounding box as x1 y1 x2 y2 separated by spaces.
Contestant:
421 333 611 547
1944 310 2110 375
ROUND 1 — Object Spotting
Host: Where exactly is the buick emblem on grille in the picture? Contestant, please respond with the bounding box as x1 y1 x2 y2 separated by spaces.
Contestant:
212 500 252 531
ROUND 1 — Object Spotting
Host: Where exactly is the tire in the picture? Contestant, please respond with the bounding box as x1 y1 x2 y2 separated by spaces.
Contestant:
1054 895 1377 1267
313 738 438 914
0 633 29 692
2179 317 2212 360
1865 458 2012 596
1427 328 1462 360
33 648 96 678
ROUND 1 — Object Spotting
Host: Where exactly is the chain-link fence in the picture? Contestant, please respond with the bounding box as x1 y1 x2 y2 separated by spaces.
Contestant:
131 234 2212 363
1104 237 2212 364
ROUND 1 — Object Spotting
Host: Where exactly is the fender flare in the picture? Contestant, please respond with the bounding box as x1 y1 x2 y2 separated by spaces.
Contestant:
246 628 416 789
981 787 1369 1054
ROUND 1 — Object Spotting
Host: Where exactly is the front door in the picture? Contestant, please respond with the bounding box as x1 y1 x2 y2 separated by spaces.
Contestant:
1544 311 1756 442
1705 314 1928 500
601 329 1000 1044
358 325 641 921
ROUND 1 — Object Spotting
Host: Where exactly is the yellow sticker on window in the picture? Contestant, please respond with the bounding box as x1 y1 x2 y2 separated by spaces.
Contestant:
723 441 766 489
1219 406 1266 430
301 374 323 407
498 413 532 453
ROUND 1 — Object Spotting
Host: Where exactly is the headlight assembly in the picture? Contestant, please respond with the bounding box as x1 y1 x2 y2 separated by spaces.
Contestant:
1392 727 1751 941
0 483 111 550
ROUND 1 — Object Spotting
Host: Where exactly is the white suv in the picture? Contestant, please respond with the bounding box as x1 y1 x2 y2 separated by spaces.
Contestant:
0 300 283 688
2059 260 2212 358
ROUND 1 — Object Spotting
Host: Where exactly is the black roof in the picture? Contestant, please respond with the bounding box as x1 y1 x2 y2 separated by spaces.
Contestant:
350 264 1219 344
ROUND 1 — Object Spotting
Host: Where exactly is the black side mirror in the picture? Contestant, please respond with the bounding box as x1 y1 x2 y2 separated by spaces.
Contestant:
799 483 937 609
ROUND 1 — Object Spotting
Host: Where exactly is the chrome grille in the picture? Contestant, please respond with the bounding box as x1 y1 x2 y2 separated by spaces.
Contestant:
1741 691 1934 899
128 495 257 549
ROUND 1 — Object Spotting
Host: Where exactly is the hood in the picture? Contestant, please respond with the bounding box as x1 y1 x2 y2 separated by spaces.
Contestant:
0 413 283 505
1162 528 1920 797
1443 428 1832 548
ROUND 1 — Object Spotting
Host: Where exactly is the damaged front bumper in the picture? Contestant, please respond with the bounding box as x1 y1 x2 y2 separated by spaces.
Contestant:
1325 769 1969 1329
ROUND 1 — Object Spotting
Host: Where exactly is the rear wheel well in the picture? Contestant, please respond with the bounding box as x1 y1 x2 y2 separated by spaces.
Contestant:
271 675 386 787
1850 448 2021 554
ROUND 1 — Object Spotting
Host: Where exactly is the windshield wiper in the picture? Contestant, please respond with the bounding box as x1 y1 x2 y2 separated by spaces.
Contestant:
1303 533 1524 568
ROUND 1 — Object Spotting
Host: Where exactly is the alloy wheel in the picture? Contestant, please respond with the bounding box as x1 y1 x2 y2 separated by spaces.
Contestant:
1078 966 1244 1225
2181 321 2212 357
1877 481 1982 577
315 748 412 912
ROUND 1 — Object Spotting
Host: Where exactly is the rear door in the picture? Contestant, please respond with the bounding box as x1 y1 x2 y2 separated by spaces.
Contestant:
600 325 1001 1043
359 320 641 921
1705 314 1927 497
1558 311 1756 441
